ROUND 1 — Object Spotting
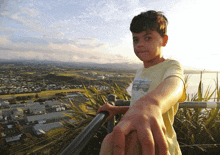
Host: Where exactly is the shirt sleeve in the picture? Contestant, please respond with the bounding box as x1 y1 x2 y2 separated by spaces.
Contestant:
162 60 186 102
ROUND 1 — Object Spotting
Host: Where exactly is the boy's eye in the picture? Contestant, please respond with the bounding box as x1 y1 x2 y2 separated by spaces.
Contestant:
133 39 139 43
145 37 151 40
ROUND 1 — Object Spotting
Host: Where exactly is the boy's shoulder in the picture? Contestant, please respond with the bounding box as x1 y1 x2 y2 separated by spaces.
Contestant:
165 59 181 65
165 59 184 71
135 59 183 76
138 59 182 70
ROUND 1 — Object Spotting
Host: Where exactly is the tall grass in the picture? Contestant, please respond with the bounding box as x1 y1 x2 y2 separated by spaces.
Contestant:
33 84 131 155
174 72 220 155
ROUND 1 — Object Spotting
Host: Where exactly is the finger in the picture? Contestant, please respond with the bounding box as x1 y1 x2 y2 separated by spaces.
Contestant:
137 126 155 155
112 127 125 155
152 123 169 155
96 103 108 114
111 121 132 155
96 108 101 114
100 133 114 155
125 131 142 155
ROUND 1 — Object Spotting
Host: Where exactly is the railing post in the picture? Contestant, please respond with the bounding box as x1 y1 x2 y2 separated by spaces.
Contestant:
60 111 109 155
107 94 116 133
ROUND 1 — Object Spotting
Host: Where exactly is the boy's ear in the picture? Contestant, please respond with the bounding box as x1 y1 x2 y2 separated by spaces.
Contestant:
162 35 168 46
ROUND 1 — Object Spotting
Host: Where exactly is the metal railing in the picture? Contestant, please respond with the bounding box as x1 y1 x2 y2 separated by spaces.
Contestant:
60 95 220 155
60 111 109 155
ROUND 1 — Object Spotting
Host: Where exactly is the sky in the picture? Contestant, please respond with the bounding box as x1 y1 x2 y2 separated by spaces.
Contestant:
0 0 219 71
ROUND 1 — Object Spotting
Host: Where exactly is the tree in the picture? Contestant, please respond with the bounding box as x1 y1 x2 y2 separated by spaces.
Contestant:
35 93 39 99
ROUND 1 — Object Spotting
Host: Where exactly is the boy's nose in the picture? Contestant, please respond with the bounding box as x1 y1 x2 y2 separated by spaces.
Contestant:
137 40 145 47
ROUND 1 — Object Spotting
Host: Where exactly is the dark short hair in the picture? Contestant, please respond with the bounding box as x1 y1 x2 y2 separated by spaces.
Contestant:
130 10 168 37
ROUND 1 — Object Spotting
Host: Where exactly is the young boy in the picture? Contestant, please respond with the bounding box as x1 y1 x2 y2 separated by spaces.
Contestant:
97 10 186 155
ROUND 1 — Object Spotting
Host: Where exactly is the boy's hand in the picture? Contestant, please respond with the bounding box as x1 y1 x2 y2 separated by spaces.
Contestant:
97 102 116 122
110 98 170 155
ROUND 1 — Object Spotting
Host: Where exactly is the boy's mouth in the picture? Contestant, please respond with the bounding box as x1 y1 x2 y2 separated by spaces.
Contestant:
137 51 149 57
138 51 148 54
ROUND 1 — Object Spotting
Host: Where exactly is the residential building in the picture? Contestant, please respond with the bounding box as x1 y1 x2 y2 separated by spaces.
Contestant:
25 111 71 123
45 101 63 108
28 105 46 115
10 108 24 120
32 122 63 135
97 76 105 80
0 122 23 143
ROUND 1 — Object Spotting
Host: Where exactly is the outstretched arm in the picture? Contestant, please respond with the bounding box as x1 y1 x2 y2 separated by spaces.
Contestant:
105 76 185 155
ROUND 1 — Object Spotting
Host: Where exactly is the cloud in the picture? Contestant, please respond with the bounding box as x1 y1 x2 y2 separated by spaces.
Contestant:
0 11 9 16
0 35 136 64
84 1 131 22
10 12 45 34
0 35 12 44
0 0 142 65
74 38 104 48
0 0 24 15
0 0 10 14
0 47 12 50
19 6 40 18
58 32 64 36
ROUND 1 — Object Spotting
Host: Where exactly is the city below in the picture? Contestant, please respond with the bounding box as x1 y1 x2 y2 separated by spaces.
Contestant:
0 60 136 153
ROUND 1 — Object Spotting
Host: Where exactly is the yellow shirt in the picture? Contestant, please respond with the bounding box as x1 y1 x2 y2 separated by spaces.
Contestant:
130 59 186 155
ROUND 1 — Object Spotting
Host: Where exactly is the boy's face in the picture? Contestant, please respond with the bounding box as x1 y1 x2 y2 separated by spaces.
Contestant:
132 30 168 67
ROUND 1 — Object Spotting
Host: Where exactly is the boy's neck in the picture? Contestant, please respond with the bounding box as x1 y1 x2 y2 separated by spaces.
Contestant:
143 57 165 68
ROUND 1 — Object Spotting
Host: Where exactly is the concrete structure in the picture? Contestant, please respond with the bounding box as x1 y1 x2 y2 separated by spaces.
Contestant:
1 122 23 143
32 119 75 135
45 101 63 108
28 105 46 115
5 134 22 142
10 104 25 109
0 100 9 107
97 76 105 80
91 72 97 76
0 110 3 120
25 111 71 123
10 108 24 120
1 109 12 118
32 122 63 135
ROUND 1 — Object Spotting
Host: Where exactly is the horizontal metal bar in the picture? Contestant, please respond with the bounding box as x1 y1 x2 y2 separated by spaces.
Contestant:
179 102 220 108
180 143 220 147
60 111 109 155
115 99 130 106
115 100 220 108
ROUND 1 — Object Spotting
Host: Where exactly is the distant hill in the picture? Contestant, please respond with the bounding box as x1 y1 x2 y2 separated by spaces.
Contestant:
1 59 219 73
0 59 142 70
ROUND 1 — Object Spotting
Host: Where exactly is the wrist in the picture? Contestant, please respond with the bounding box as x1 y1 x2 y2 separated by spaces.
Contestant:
137 95 162 111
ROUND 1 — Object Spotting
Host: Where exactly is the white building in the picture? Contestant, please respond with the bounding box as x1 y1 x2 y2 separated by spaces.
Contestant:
45 101 63 108
25 111 71 123
91 72 97 76
32 122 63 135
97 76 105 80
5 134 22 142
0 100 9 107
28 105 46 115
32 119 75 135
10 108 24 120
